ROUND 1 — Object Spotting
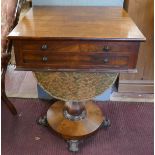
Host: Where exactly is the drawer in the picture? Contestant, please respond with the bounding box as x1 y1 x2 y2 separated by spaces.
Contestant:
21 40 80 52
13 40 139 71
21 40 139 53
80 41 139 53
22 51 133 69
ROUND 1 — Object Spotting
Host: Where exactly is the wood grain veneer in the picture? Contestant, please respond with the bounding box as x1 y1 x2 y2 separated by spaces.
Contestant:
8 6 145 41
7 7 146 150
8 6 145 72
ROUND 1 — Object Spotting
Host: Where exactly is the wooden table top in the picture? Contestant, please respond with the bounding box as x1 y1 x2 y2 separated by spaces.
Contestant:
8 6 145 41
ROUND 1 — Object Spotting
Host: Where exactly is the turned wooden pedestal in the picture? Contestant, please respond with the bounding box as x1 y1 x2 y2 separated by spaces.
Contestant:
46 101 107 152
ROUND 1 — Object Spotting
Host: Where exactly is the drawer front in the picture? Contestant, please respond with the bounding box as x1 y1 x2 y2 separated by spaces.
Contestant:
80 41 139 53
21 40 80 52
14 40 139 71
22 51 132 69
21 40 139 53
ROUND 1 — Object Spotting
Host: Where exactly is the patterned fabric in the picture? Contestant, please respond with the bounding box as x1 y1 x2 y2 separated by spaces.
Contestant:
34 72 118 101
1 0 18 53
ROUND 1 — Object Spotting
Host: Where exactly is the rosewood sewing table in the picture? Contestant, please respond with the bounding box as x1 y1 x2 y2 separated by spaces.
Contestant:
8 6 145 151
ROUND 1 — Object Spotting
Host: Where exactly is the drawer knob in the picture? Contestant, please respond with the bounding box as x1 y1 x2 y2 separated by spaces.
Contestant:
103 46 110 52
41 44 48 50
42 56 48 62
103 58 109 63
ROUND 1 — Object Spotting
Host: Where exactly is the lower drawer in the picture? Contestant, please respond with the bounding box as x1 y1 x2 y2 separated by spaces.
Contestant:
21 51 135 69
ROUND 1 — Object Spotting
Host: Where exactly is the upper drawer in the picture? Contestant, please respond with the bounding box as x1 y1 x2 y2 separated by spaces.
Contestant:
21 40 80 52
21 40 139 53
80 41 139 53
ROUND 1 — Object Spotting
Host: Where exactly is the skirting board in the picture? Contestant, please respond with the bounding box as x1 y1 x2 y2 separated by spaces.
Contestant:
111 92 154 103
118 80 154 94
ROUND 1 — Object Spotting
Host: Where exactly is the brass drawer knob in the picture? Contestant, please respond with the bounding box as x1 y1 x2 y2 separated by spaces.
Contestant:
41 44 48 50
103 58 109 63
103 46 110 52
42 56 48 62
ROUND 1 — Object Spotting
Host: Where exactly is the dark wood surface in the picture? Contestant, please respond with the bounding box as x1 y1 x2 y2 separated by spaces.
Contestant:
8 6 145 72
13 39 140 71
47 101 104 139
8 6 145 41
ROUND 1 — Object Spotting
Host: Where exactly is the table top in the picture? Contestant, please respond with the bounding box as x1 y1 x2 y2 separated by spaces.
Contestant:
8 6 145 41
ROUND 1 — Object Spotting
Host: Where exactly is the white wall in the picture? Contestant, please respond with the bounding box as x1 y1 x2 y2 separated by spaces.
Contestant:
32 0 124 6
